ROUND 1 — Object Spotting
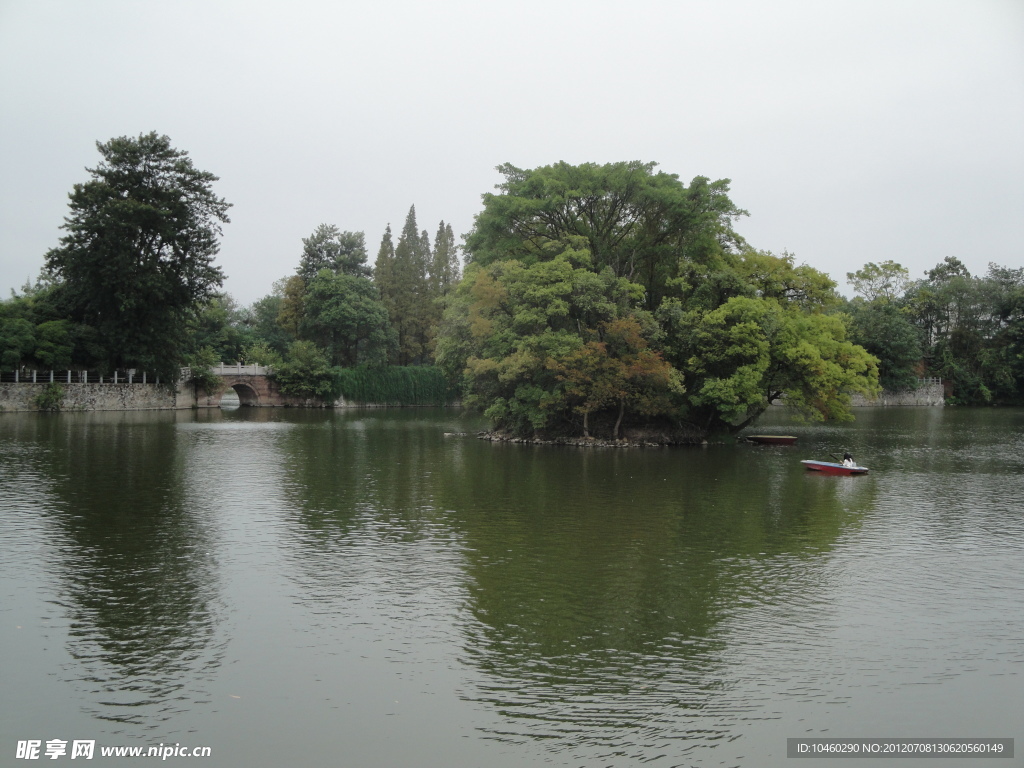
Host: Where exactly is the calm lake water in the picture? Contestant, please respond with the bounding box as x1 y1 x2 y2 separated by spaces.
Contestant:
1 406 1021 767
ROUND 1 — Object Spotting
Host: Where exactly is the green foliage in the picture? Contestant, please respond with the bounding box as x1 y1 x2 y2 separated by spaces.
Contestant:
272 341 337 402
439 244 678 438
1 287 107 371
241 340 283 369
33 320 74 370
666 297 879 433
0 316 35 368
277 275 305 341
184 346 222 393
549 317 683 438
441 162 877 440
300 269 395 367
34 382 65 412
846 300 922 390
43 132 230 381
895 259 1024 404
430 221 461 296
465 161 748 310
297 225 372 283
246 292 292 356
376 206 434 364
334 366 459 406
846 260 911 302
189 293 253 364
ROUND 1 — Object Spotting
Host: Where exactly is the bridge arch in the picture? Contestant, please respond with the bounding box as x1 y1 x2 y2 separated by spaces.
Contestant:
222 381 261 406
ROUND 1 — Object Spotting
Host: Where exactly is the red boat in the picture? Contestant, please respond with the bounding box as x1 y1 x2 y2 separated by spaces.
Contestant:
745 435 798 445
801 460 869 475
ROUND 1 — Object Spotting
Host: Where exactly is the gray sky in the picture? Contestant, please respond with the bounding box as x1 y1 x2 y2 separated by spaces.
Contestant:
2 0 1022 306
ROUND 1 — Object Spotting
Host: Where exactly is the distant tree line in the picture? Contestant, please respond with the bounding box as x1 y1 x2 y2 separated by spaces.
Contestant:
3 135 1020 427
0 133 462 404
844 257 1024 404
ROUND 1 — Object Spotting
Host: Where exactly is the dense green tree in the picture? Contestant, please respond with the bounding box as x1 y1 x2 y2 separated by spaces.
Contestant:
373 224 397 319
465 161 748 310
43 132 230 380
247 292 292 356
32 320 75 370
277 275 306 341
659 296 878 433
983 264 1024 402
899 259 1024 403
0 316 35 369
846 300 922 391
437 241 682 438
300 269 395 367
846 260 911 303
188 293 253 364
378 206 432 364
297 225 372 283
441 161 880 440
430 221 460 295
271 340 336 401
1 287 99 371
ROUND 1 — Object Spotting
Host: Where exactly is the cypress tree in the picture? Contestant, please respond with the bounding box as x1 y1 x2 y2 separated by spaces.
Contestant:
431 220 460 295
389 207 431 364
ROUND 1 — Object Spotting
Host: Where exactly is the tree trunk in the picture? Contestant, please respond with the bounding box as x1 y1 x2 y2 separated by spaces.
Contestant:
613 399 625 440
583 410 590 438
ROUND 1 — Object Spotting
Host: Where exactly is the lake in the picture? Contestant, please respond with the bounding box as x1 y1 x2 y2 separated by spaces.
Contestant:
1 406 1021 767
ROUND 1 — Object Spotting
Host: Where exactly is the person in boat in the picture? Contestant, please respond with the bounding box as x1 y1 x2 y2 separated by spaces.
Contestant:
842 452 855 467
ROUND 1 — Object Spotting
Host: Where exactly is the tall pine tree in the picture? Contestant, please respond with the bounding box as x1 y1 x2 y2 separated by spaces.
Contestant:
430 221 460 295
375 209 459 365
373 223 397 318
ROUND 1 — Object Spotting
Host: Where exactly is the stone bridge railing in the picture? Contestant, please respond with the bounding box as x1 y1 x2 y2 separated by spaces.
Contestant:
210 363 273 376
0 368 162 384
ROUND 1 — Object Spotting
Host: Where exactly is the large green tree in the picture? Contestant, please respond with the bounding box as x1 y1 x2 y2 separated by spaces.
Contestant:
465 161 748 310
663 296 878 432
43 132 230 379
441 161 879 440
900 258 1024 403
437 241 680 438
846 300 922 391
377 206 433 364
300 269 395 367
297 224 372 283
846 260 911 303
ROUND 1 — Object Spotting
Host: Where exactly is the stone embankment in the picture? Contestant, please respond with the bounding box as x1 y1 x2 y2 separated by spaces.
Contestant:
849 379 945 407
0 381 186 412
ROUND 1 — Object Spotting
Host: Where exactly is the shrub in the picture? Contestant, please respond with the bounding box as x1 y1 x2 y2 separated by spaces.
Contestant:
34 382 65 412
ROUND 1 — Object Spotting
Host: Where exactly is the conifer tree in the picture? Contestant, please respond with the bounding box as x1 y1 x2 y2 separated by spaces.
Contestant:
430 221 460 295
373 224 396 311
375 209 457 365
390 207 430 364
298 224 371 284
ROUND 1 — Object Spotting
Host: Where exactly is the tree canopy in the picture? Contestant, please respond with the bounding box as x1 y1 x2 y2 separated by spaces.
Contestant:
465 161 748 311
43 132 230 379
439 161 879 440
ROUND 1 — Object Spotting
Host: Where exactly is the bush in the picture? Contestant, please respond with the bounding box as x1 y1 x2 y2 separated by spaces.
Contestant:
34 382 65 412
272 341 338 402
334 366 459 406
185 346 222 393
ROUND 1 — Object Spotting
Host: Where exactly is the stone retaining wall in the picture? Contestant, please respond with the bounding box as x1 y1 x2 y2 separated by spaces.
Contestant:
0 382 185 412
849 382 945 407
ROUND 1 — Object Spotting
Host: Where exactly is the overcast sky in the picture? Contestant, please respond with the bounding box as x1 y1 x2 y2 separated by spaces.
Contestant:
1 0 1021 306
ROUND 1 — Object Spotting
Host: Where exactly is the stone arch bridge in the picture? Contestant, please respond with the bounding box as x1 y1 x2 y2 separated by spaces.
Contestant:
191 363 293 407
